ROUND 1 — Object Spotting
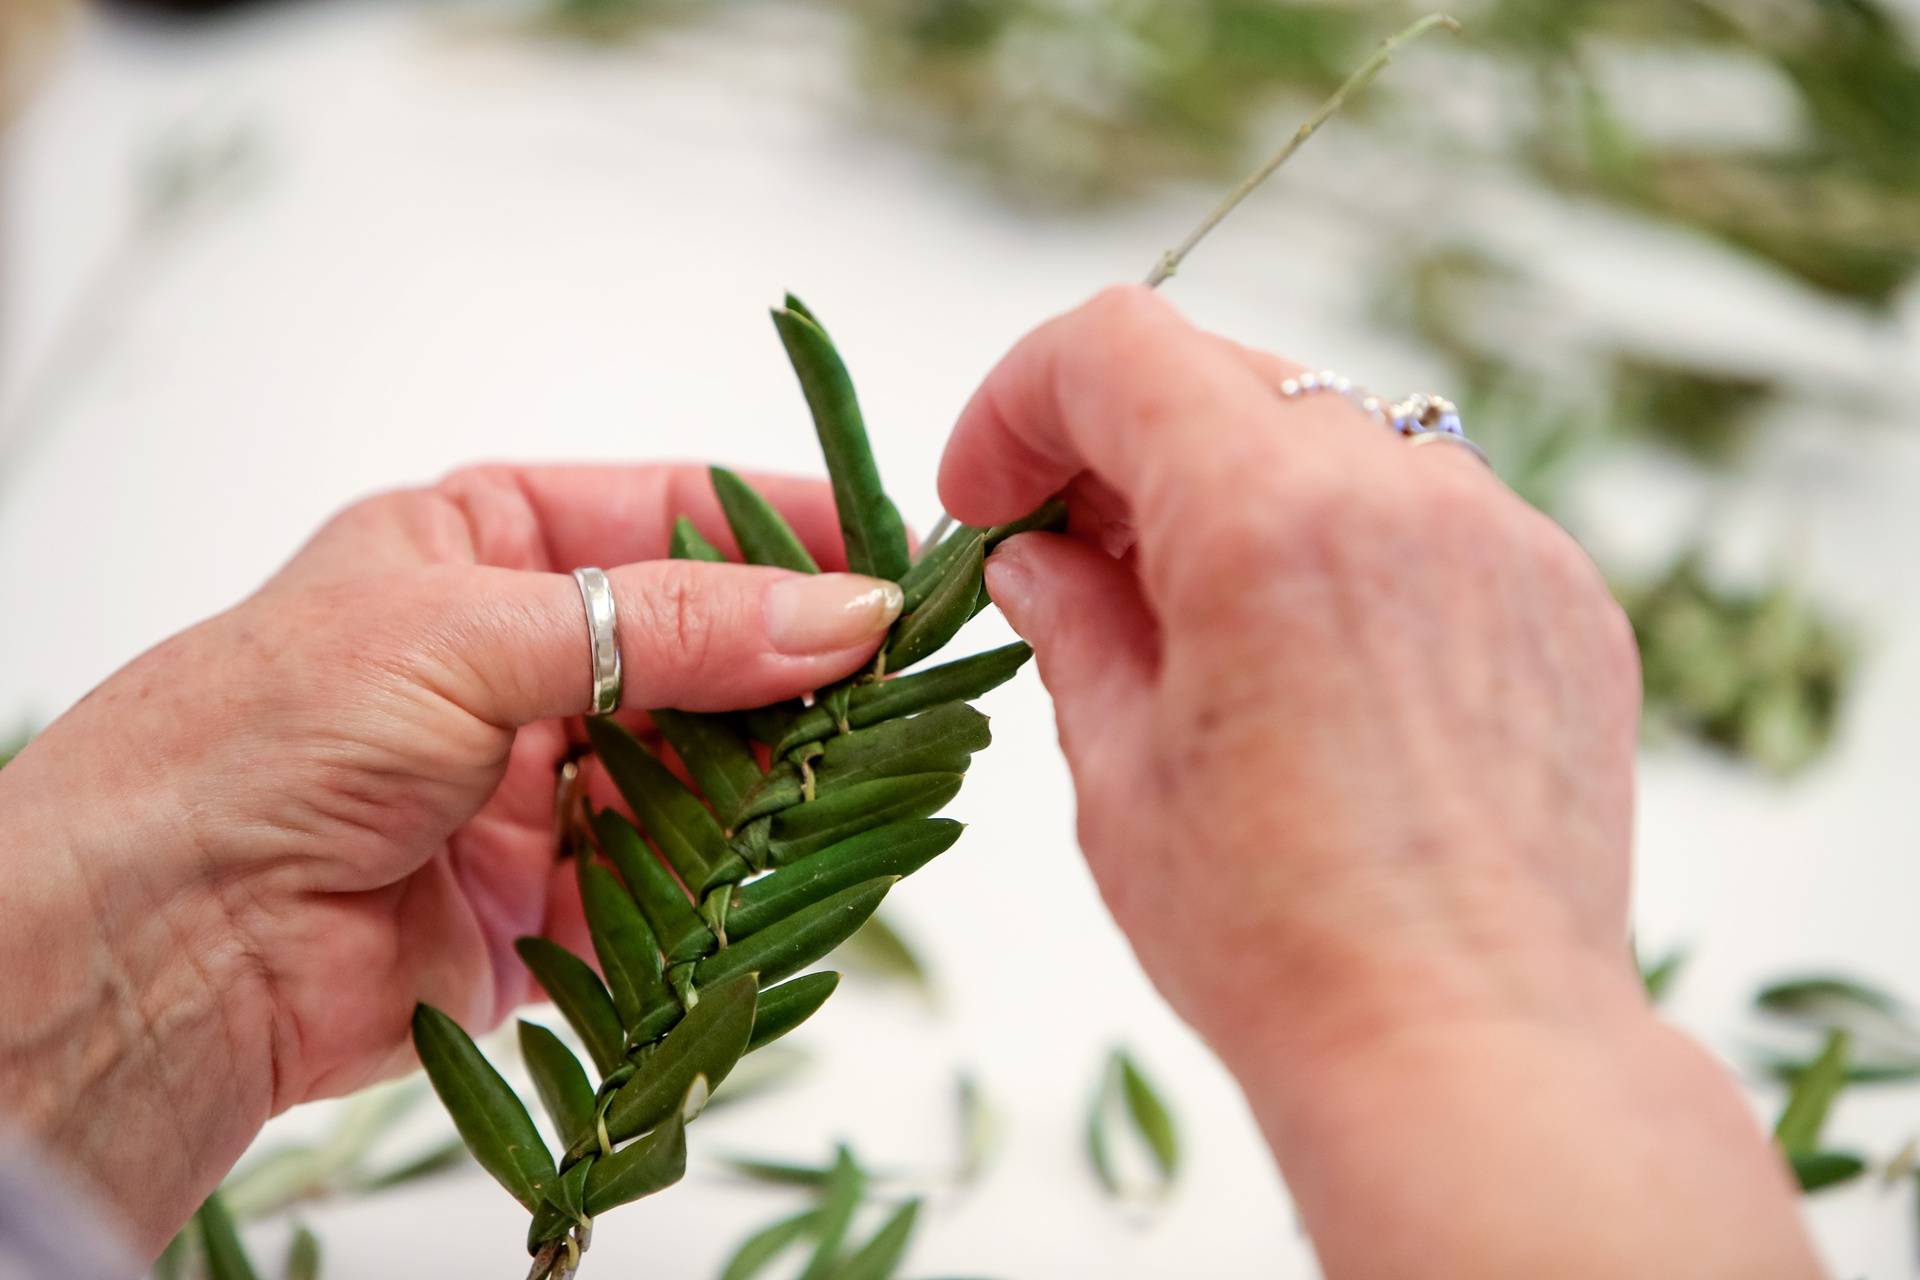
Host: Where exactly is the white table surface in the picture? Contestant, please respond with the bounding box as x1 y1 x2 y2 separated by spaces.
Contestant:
3 3 1919 1275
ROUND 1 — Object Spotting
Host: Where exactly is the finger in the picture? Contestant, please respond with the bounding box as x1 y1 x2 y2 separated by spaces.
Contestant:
283 465 850 586
416 561 903 728
938 286 1368 534
984 532 1157 763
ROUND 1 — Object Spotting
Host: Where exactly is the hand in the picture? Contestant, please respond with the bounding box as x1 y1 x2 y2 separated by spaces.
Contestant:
0 464 902 1253
939 287 1820 1278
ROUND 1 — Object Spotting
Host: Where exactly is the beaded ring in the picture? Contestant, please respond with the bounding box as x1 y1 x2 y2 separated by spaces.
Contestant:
1277 370 1488 466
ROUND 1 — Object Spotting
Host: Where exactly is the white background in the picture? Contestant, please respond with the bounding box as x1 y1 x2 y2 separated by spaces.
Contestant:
3 2 1920 1275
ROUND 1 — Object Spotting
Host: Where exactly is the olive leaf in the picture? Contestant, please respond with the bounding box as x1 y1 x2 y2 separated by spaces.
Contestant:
583 1104 689 1215
838 1198 922 1280
719 1208 822 1280
519 1020 596 1150
955 1072 1001 1187
670 516 728 563
1638 945 1688 1003
578 860 669 1033
411 1005 555 1212
772 643 1031 757
712 466 821 574
587 717 730 893
650 708 763 825
838 911 934 1002
1790 1150 1868 1194
516 937 627 1078
283 1226 321 1280
727 820 961 939
735 704 989 825
796 1146 868 1280
1775 1029 1852 1153
884 540 985 674
592 808 716 964
598 974 759 1151
1088 1047 1180 1203
195 1193 262 1280
749 971 841 1050
695 878 895 990
769 773 965 864
772 303 911 582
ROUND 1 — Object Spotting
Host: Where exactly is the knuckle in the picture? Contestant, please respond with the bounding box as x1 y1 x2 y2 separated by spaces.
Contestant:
633 562 718 674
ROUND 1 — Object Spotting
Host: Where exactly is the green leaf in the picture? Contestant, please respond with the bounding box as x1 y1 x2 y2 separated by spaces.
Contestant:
349 1139 469 1194
545 1155 594 1222
578 860 669 1032
1758 975 1914 1039
587 717 730 893
898 528 985 615
748 972 840 1051
598 974 758 1151
769 773 965 864
694 878 895 990
711 466 821 574
518 1020 596 1149
736 703 989 825
1790 1149 1868 1194
584 1107 689 1214
837 1197 921 1280
1087 1053 1121 1199
982 498 1068 548
955 1072 1000 1186
592 808 716 965
796 1146 867 1280
1775 1030 1852 1153
671 516 728 563
1757 1053 1920 1086
720 1154 836 1188
719 1208 822 1280
1118 1051 1180 1183
772 303 911 581
650 708 764 826
839 912 932 999
1639 946 1688 1003
411 1004 555 1212
884 540 984 674
283 1225 320 1280
195 1193 261 1280
153 1227 194 1280
515 937 626 1077
728 819 961 938
772 643 1032 756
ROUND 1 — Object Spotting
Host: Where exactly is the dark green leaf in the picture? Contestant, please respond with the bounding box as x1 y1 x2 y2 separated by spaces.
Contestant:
584 1107 689 1214
411 1004 555 1212
515 937 626 1077
712 466 821 574
194 1193 261 1280
884 541 984 674
597 974 758 1151
772 304 911 582
1118 1052 1180 1183
592 808 716 965
796 1146 867 1280
1087 1053 1121 1198
1758 975 1912 1030
1775 1030 1851 1152
769 773 965 864
737 703 988 824
579 860 669 1032
898 528 985 614
545 1155 594 1222
719 1208 821 1280
1757 1053 1920 1086
773 643 1032 755
694 878 894 990
1639 946 1688 1002
720 1155 835 1188
982 498 1068 548
837 1197 921 1280
671 516 728 563
518 1020 596 1149
587 717 729 893
1790 1149 1868 1193
748 972 841 1051
283 1225 320 1280
728 819 961 938
651 709 764 826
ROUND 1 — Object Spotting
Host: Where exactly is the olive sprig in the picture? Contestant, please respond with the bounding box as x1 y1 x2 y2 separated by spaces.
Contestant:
410 294 1052 1280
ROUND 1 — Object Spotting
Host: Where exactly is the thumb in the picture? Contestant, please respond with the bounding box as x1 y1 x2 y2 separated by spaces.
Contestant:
984 532 1158 760
423 561 903 726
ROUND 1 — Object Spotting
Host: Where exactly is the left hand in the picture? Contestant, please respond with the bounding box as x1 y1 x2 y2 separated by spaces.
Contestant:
0 463 901 1254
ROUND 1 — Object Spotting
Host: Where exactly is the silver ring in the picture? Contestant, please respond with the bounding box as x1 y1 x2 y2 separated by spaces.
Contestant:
1276 370 1490 468
571 567 622 715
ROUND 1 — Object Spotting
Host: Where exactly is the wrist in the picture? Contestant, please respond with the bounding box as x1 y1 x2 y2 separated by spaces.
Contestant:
0 731 276 1254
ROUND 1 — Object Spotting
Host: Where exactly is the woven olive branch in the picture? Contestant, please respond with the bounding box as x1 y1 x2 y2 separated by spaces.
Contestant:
410 295 1053 1280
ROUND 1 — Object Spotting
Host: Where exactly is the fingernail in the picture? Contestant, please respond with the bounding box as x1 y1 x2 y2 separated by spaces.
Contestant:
766 574 904 655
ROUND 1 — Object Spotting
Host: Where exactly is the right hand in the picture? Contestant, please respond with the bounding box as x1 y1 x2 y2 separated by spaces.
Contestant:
938 286 1819 1279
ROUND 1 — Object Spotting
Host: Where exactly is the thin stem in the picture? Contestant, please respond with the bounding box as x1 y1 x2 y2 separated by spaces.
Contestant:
1144 13 1462 289
915 512 955 562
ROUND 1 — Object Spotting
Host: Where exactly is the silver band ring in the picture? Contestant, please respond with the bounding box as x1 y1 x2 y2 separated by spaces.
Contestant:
1276 369 1491 468
571 567 622 715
